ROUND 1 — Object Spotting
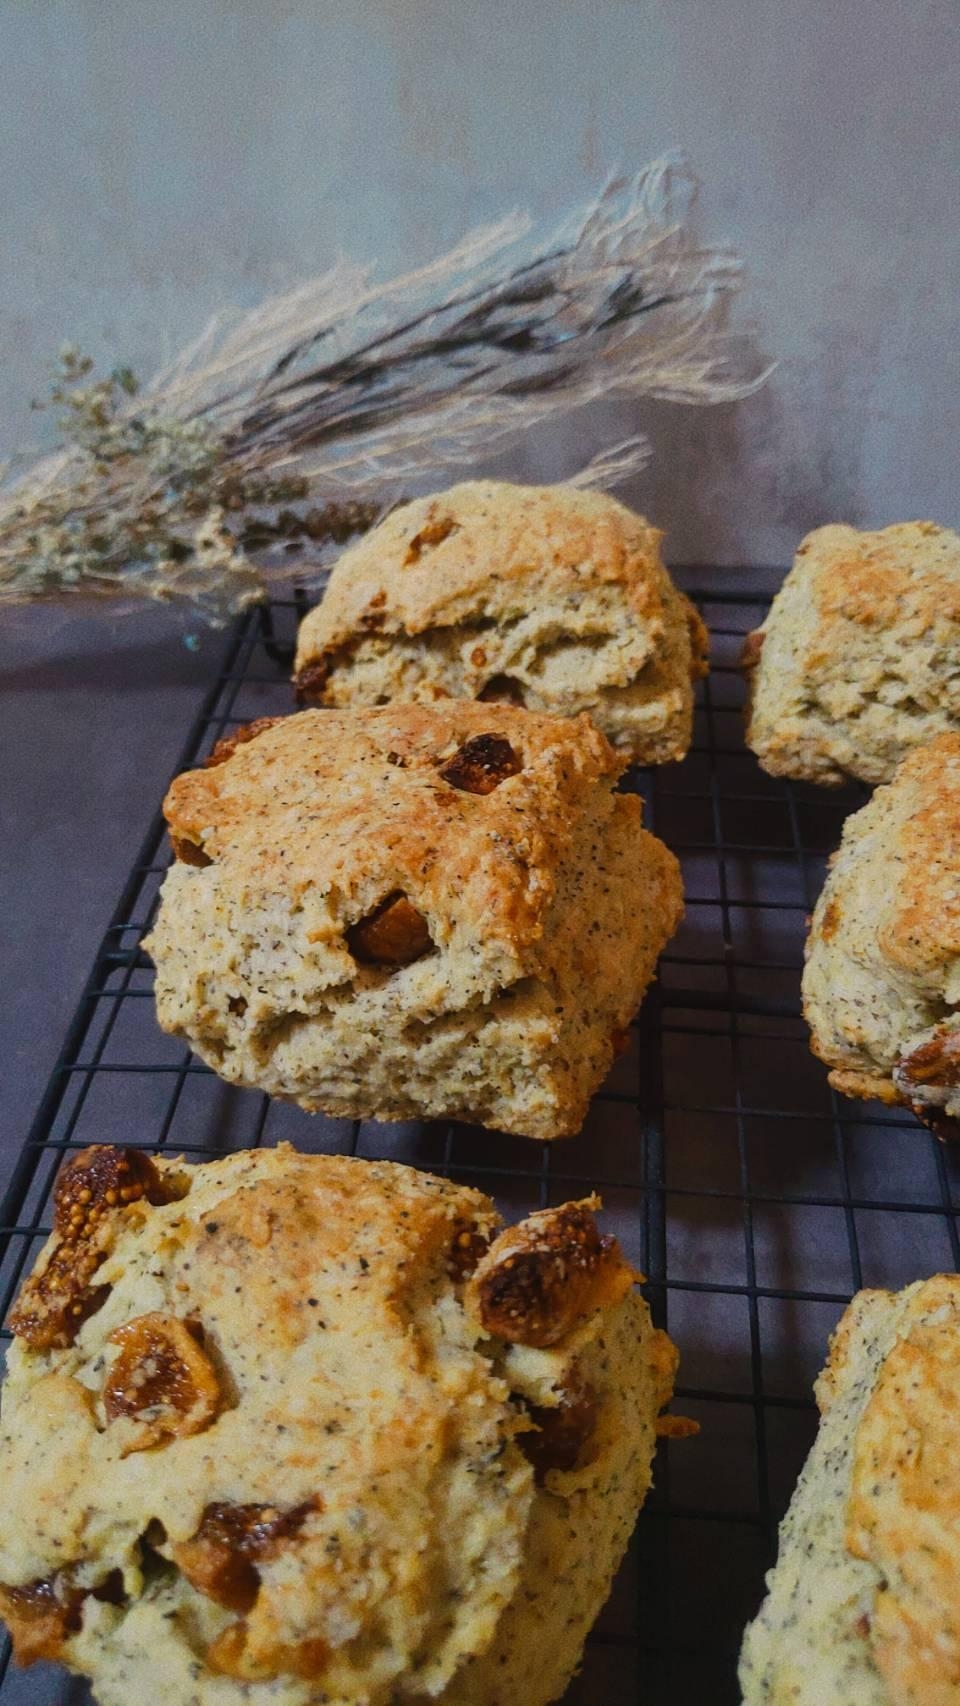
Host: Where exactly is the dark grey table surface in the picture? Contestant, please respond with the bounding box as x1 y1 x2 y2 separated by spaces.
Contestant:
0 600 228 1200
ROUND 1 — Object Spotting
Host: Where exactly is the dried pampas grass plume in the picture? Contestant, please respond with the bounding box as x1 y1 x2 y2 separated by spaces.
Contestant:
0 154 768 621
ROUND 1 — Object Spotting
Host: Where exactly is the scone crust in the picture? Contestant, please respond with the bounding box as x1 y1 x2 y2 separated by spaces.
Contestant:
159 701 619 963
745 522 960 786
740 1275 960 1706
802 733 960 1113
447 1297 678 1706
0 1145 677 1706
293 480 705 764
147 704 683 1139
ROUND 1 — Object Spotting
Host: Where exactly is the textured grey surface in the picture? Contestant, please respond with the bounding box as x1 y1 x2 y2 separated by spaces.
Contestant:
0 0 958 562
0 602 226 1199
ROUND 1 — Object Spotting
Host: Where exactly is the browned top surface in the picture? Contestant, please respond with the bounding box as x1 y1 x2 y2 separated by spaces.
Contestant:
803 521 960 634
163 702 621 963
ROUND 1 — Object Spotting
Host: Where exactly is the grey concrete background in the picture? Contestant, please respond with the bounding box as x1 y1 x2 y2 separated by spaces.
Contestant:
2 0 959 555
1 0 959 1182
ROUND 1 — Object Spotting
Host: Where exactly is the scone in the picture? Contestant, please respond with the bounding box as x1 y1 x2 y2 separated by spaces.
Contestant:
740 1274 960 1705
0 1142 680 1706
803 732 960 1135
292 480 708 764
743 521 960 785
145 703 683 1140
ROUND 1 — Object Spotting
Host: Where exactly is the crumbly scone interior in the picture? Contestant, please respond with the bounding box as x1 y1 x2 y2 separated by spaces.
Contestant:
0 1147 676 1706
739 1276 960 1706
298 579 700 755
292 482 705 760
746 523 960 785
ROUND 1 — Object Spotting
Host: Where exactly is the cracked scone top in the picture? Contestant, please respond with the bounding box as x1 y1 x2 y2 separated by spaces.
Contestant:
293 480 708 764
740 1275 960 1705
145 703 683 1140
0 1143 679 1706
803 732 960 1134
744 521 960 786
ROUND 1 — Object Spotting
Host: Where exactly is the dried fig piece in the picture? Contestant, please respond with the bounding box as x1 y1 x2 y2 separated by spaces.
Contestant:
440 734 521 796
294 657 333 705
347 894 432 966
447 1219 492 1282
896 1024 960 1095
0 1577 85 1666
404 512 457 564
686 601 711 680
204 717 284 769
171 833 213 867
468 1200 636 1348
174 1501 317 1613
910 1107 960 1144
894 1023 960 1142
478 674 526 707
818 897 843 941
655 1412 700 1440
520 1370 599 1481
9 1147 175 1350
53 1146 173 1235
207 1620 329 1682
104 1313 221 1452
740 630 765 670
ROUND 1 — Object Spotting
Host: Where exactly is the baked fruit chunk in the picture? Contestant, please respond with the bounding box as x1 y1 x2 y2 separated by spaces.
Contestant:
803 733 960 1136
0 1143 682 1706
293 480 708 765
740 1275 960 1705
145 703 683 1140
744 521 960 786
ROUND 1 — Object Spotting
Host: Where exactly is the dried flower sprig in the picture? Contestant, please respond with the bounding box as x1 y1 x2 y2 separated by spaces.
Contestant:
0 155 767 623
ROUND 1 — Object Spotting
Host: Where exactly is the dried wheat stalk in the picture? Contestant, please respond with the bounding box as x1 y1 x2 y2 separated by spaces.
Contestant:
0 155 767 622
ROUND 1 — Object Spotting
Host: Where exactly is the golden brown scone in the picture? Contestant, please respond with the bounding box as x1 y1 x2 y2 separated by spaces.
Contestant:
0 1143 680 1706
743 521 960 785
145 703 683 1140
803 733 960 1132
739 1275 960 1705
292 480 708 765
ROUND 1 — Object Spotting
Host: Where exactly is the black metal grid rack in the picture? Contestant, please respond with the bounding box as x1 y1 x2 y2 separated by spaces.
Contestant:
3 569 960 1706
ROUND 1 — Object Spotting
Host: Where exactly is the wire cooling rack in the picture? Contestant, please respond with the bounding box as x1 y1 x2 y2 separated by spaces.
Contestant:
3 570 960 1706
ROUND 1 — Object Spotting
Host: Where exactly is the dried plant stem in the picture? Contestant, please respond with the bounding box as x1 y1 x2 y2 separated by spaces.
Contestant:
0 155 767 622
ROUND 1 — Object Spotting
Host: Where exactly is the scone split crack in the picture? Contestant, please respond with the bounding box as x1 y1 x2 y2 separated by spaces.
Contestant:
148 701 683 1140
0 1145 682 1706
292 480 707 766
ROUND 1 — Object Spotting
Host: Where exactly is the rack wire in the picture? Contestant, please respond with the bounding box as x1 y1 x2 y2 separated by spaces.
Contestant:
3 570 959 1706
